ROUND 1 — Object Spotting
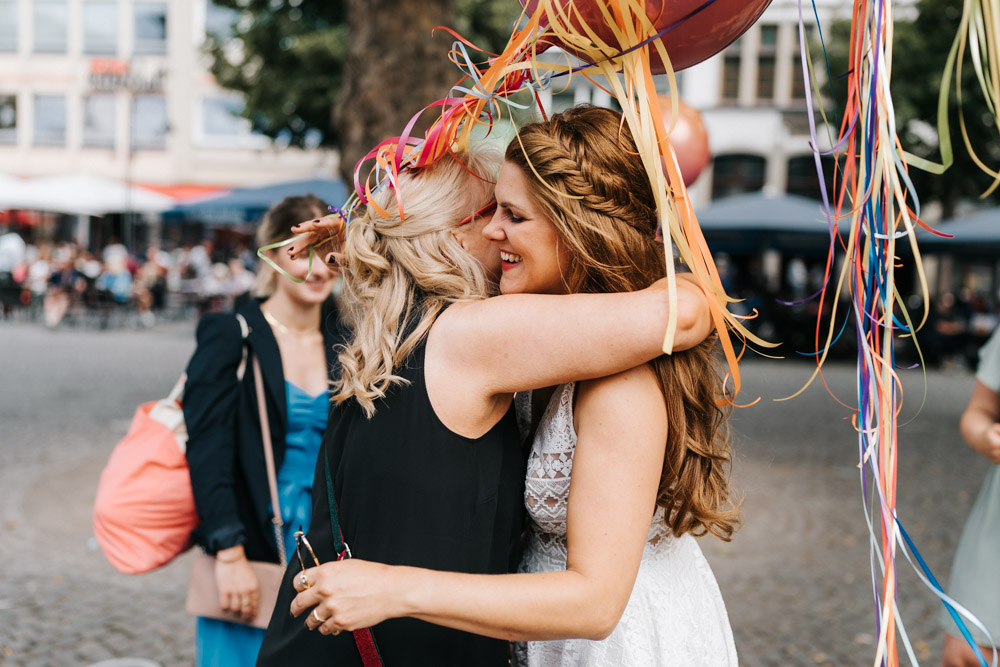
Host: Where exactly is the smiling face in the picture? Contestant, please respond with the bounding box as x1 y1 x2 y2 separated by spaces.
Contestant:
267 244 337 306
482 161 572 295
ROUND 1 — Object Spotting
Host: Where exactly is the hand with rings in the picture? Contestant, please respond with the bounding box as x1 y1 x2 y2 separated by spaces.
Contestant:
290 559 398 635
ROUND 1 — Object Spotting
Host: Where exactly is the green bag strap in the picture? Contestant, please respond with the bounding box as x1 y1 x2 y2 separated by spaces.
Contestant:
322 452 384 666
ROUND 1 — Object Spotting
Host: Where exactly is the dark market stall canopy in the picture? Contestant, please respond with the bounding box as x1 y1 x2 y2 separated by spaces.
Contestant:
166 178 348 226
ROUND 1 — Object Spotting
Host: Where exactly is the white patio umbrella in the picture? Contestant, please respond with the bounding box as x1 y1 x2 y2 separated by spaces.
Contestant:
0 173 176 216
0 231 26 272
0 172 24 201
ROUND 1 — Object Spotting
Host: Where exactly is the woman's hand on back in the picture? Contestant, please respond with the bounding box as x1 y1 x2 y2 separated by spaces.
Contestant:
214 545 261 621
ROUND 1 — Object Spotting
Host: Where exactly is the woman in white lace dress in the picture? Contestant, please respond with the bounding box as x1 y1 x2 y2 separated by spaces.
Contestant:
290 106 740 665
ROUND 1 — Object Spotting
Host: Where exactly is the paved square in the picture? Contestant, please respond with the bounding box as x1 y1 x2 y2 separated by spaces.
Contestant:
0 322 984 665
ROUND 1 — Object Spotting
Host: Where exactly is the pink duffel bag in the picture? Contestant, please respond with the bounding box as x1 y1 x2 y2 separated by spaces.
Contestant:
93 376 197 574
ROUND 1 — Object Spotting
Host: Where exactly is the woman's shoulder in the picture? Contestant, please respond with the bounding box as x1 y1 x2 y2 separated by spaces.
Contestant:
576 364 664 428
194 310 245 348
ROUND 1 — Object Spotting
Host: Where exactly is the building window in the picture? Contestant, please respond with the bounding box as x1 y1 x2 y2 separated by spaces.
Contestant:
84 1 119 55
711 154 767 199
757 24 778 102
0 95 16 144
132 94 167 149
0 0 17 52
134 2 167 55
83 93 117 147
791 25 817 101
34 0 68 54
202 97 248 137
721 39 741 102
786 154 836 200
33 94 67 146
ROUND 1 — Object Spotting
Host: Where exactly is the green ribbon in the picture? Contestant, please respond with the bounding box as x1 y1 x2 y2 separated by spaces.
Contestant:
256 232 316 284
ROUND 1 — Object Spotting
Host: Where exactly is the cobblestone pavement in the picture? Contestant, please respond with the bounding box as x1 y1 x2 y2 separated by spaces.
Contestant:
0 322 987 666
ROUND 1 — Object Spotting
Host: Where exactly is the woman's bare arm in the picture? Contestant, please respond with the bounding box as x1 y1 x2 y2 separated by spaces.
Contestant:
289 366 667 640
432 275 710 397
959 380 1000 464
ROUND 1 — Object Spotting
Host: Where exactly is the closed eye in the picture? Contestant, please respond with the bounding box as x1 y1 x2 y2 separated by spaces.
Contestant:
500 206 525 224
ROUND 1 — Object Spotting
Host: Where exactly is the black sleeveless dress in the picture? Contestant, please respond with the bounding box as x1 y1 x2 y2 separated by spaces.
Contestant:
257 337 525 666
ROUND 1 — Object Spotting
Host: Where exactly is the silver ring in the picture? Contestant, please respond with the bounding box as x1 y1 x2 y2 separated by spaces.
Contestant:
299 572 310 588
311 608 325 624
241 598 250 607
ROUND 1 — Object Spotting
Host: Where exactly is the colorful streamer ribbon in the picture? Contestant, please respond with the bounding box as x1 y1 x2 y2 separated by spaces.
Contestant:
797 0 997 664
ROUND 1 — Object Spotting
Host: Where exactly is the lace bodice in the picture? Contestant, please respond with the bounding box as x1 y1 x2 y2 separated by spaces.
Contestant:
520 383 574 539
513 383 738 667
517 383 672 559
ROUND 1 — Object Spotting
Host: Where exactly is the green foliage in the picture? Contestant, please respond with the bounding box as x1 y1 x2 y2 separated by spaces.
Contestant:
825 0 1000 217
454 0 524 56
204 0 522 150
204 0 346 148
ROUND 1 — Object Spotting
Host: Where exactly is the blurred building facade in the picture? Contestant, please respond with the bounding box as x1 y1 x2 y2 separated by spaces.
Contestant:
678 0 854 209
0 0 854 200
0 0 334 190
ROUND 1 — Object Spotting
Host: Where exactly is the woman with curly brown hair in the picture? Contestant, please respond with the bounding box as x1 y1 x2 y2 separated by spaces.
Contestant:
287 105 739 666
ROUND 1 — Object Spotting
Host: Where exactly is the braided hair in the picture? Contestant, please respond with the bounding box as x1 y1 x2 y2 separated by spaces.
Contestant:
506 105 739 541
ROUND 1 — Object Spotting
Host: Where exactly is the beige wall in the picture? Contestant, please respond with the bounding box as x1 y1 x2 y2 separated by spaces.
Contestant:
0 0 336 187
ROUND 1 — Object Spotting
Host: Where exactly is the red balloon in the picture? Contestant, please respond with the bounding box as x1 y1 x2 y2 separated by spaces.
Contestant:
660 97 710 186
520 0 773 73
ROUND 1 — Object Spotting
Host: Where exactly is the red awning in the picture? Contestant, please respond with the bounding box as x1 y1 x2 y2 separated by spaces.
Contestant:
137 183 229 201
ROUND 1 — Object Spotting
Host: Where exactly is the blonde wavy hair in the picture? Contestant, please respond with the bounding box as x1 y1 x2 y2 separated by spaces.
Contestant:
508 105 740 541
331 151 500 417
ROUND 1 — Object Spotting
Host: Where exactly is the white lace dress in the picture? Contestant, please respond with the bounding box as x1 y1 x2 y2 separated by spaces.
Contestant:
513 383 739 667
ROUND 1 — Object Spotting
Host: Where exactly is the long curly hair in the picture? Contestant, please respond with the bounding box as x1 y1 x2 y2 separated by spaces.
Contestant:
507 105 739 541
331 150 500 417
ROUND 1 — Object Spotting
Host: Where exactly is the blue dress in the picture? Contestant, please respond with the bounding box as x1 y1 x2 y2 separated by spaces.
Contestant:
196 381 328 667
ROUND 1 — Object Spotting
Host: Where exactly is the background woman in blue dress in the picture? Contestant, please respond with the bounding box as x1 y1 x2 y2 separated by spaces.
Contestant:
183 194 345 666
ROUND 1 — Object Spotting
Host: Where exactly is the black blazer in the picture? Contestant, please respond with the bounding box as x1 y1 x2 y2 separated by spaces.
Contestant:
183 298 345 563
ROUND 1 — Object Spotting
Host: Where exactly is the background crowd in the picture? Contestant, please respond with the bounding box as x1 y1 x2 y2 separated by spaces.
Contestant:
0 232 259 329
3 224 998 375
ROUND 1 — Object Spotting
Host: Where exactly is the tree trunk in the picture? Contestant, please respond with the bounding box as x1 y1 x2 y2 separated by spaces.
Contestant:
335 0 458 183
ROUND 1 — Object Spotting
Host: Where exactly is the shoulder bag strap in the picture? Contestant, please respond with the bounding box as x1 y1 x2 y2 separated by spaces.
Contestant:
252 353 286 569
237 313 287 568
235 313 250 381
325 455 384 666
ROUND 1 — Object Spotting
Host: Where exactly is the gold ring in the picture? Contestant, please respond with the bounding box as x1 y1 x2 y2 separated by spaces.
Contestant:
299 572 310 588
331 629 341 636
311 608 325 624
